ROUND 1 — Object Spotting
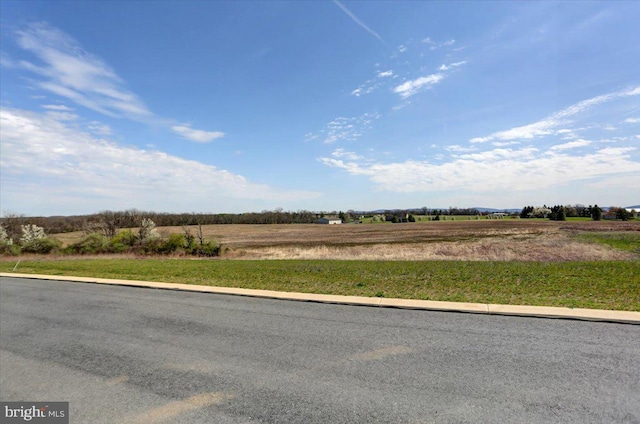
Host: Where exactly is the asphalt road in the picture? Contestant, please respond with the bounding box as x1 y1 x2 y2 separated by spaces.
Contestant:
1 277 639 423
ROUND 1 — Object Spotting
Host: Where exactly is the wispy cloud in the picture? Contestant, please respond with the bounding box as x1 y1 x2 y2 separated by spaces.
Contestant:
393 73 444 98
320 85 640 197
470 86 640 143
41 104 74 111
331 148 364 161
86 121 112 136
319 145 640 193
310 113 381 144
44 111 78 121
171 125 225 143
13 22 151 118
550 139 592 150
6 22 223 143
334 1 385 44
391 61 466 99
351 69 394 97
422 37 456 51
445 145 477 153
438 61 467 71
0 108 320 214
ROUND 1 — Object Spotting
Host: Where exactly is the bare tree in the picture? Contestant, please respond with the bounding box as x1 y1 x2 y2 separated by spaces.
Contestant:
196 222 205 246
182 226 195 248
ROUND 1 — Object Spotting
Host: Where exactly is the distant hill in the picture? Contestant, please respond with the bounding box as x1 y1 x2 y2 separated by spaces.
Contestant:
473 207 521 213
625 205 640 209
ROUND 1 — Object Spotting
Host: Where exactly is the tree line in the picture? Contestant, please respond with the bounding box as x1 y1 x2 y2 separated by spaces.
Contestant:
519 204 634 221
0 209 324 236
1 203 636 238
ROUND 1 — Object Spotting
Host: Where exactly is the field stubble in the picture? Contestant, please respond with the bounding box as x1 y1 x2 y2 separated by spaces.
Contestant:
50 220 640 261
197 220 639 261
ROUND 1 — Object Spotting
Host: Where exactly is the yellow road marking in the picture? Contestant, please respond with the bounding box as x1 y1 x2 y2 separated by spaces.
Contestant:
126 392 233 424
104 375 129 386
349 345 415 362
161 361 217 373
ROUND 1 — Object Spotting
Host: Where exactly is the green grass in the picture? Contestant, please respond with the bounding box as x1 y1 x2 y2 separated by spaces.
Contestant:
2 259 639 311
576 232 640 253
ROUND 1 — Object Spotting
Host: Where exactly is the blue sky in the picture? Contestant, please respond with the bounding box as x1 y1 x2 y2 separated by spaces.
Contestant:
1 1 638 216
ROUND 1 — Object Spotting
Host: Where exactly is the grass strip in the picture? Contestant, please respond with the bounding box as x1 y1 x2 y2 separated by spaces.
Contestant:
2 259 639 311
575 232 640 253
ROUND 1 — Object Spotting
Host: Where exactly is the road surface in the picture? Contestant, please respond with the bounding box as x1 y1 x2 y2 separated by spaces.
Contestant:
1 276 639 423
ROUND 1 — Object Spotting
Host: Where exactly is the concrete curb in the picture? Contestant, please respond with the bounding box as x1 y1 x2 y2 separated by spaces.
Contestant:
2 272 639 324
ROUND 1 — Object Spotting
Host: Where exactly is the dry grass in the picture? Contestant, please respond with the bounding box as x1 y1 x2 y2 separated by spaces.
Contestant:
48 220 640 261
235 236 636 261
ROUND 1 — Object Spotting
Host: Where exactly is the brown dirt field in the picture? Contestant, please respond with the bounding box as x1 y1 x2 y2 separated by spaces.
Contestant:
50 220 640 261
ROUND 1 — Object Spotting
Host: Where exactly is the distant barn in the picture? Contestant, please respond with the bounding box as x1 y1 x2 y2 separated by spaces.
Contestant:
315 217 342 224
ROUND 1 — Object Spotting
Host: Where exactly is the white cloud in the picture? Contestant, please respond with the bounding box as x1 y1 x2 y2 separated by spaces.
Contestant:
391 59 465 99
457 147 539 161
171 125 225 143
8 23 226 143
549 139 592 150
393 73 444 98
438 61 467 71
445 145 477 153
351 83 381 97
351 69 394 97
331 148 363 161
319 145 640 193
397 45 407 53
422 37 456 50
45 111 78 121
492 141 520 147
41 104 73 111
623 117 640 124
13 22 151 118
0 108 319 214
469 136 491 144
312 112 381 144
86 121 112 136
470 86 640 143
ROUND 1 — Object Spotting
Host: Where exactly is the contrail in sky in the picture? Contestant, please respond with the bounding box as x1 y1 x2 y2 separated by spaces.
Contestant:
334 0 386 44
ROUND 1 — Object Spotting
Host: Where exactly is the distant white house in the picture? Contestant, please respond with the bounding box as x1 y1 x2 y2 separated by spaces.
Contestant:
315 217 342 224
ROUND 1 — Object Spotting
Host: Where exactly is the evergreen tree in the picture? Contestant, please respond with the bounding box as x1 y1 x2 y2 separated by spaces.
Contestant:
592 205 602 221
